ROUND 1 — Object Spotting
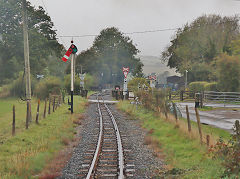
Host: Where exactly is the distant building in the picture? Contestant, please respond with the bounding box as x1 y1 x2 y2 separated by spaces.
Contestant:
167 75 184 90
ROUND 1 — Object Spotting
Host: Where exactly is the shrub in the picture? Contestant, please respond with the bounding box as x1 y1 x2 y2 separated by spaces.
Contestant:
64 74 81 94
128 77 150 92
209 120 240 177
204 82 218 91
84 74 99 90
35 76 62 99
189 81 208 92
64 74 98 94
0 71 37 98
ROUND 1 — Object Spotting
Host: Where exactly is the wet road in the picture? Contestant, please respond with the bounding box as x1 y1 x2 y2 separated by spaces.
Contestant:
177 102 240 132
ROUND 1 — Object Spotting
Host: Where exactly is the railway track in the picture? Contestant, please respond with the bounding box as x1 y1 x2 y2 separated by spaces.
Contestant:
79 93 127 178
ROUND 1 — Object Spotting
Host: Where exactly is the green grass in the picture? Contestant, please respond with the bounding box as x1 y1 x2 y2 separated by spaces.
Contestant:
198 106 214 111
0 95 88 178
117 101 226 178
180 116 230 141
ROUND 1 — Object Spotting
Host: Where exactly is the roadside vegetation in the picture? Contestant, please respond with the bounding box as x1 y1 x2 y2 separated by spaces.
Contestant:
0 95 88 178
117 100 230 178
117 80 233 178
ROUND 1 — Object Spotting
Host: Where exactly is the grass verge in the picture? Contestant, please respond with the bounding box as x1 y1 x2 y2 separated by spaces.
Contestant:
117 101 228 178
0 95 88 178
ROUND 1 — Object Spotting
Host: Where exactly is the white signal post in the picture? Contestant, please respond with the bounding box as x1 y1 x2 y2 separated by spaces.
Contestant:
71 54 74 92
122 67 129 100
62 41 78 113
70 53 74 114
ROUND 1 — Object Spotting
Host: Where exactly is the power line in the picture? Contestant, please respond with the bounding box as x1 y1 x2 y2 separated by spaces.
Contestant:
125 28 179 34
57 28 179 38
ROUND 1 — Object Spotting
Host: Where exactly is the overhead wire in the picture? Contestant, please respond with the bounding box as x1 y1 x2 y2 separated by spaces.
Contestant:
57 28 179 38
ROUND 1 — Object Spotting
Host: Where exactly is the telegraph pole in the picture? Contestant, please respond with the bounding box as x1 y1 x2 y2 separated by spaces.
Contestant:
22 0 32 124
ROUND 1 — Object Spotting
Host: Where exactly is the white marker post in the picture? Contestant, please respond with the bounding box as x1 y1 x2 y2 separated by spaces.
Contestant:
70 54 74 113
122 67 129 100
80 73 85 89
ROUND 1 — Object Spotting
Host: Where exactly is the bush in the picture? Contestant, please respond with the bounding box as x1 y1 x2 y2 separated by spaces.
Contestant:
204 82 218 91
64 74 98 94
128 77 150 92
35 76 62 99
209 120 240 177
84 74 99 90
189 81 208 92
0 71 37 98
64 74 80 94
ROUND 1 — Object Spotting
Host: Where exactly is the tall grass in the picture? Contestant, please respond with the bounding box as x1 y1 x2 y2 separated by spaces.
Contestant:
117 99 228 178
0 96 87 178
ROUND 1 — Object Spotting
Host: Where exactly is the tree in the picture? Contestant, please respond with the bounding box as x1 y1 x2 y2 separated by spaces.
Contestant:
161 15 240 82
74 27 143 86
0 0 64 84
216 54 240 92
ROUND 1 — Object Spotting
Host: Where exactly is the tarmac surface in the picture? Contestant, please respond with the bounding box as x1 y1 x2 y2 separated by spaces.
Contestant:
177 102 240 132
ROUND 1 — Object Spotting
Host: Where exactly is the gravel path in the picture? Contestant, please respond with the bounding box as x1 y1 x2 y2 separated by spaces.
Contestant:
58 91 164 178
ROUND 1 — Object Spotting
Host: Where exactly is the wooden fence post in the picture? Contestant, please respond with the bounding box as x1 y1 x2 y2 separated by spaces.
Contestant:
36 99 40 124
58 95 61 105
235 120 240 135
186 105 191 132
172 102 178 124
206 135 210 147
26 101 30 129
195 107 203 144
180 90 184 101
48 97 51 115
164 101 168 119
12 105 15 136
200 92 203 108
43 99 47 118
55 97 58 110
53 97 55 112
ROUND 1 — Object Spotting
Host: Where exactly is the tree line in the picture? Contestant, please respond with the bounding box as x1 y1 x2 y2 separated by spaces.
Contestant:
72 27 144 87
0 0 65 85
0 0 143 97
162 14 240 92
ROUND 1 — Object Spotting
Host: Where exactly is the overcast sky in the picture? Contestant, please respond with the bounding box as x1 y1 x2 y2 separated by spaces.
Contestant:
29 0 240 57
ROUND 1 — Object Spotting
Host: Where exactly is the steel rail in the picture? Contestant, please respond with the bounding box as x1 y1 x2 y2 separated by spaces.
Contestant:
103 101 125 179
86 94 103 179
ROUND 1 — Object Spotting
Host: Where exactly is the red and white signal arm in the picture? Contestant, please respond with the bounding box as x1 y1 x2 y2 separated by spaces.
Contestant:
122 67 129 78
149 75 156 80
62 44 78 62
152 75 157 81
62 47 73 62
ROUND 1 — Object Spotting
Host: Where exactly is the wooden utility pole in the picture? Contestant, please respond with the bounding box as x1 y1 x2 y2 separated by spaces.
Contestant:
22 0 32 123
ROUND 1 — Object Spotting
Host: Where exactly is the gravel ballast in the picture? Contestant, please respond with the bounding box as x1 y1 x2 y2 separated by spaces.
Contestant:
58 92 164 178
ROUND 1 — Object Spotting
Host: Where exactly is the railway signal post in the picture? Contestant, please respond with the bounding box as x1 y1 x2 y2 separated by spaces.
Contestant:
122 67 129 100
62 41 78 113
